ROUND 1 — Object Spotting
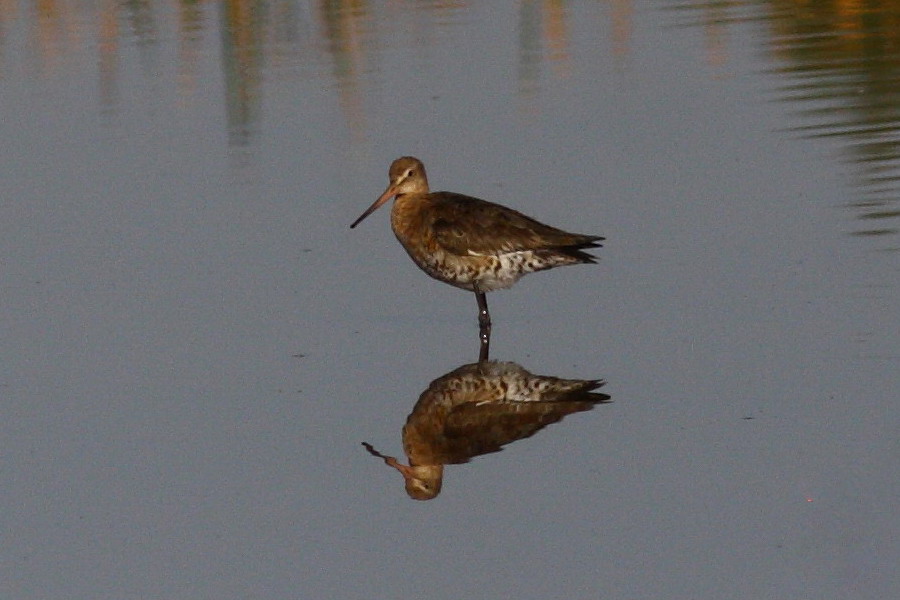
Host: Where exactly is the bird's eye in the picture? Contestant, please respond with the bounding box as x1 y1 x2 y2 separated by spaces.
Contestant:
407 169 415 177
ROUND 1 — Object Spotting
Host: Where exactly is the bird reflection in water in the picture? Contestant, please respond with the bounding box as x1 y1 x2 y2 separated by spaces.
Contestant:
362 361 611 500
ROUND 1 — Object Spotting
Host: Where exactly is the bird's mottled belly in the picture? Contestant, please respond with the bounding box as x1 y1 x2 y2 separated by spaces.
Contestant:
401 243 540 292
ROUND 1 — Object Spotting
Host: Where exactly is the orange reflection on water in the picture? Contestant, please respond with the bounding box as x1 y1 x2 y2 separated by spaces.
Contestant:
316 0 371 142
3 1 628 140
222 0 264 145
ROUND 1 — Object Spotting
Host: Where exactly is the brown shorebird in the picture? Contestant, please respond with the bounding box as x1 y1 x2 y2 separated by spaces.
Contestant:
350 157 603 352
362 361 611 500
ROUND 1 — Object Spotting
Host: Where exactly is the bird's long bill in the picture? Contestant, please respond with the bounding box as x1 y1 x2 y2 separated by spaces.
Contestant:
350 184 397 229
362 442 414 477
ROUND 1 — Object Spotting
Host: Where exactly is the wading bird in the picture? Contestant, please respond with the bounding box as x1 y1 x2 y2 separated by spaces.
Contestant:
351 157 603 353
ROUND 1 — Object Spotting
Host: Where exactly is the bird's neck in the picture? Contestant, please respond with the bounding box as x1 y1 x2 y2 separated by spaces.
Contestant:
391 193 430 232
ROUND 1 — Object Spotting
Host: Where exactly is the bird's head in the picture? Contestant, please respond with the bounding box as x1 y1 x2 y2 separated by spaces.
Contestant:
350 156 429 228
362 441 444 501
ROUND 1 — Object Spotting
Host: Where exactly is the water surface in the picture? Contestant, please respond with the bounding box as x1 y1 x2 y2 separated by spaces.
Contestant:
1 2 898 599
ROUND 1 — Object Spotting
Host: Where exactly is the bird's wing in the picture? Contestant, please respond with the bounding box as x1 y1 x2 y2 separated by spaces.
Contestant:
437 400 599 463
428 193 590 256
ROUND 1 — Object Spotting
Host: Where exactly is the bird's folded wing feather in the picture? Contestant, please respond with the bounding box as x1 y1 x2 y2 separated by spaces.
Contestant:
429 193 580 256
438 401 597 462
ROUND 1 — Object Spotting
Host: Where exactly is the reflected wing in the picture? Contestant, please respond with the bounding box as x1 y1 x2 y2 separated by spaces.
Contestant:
429 193 602 257
438 399 605 463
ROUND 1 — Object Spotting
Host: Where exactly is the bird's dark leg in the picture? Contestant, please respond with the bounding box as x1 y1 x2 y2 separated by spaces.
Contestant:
478 330 490 362
475 287 491 361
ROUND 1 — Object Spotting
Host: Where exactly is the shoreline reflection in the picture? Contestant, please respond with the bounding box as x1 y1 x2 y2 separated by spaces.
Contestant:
362 360 611 501
673 0 900 242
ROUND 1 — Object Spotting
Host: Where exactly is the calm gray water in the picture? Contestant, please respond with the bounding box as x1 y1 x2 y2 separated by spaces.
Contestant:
1 1 898 599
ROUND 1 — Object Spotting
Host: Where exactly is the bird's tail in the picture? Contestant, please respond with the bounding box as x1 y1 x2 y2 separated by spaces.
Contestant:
558 235 604 263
